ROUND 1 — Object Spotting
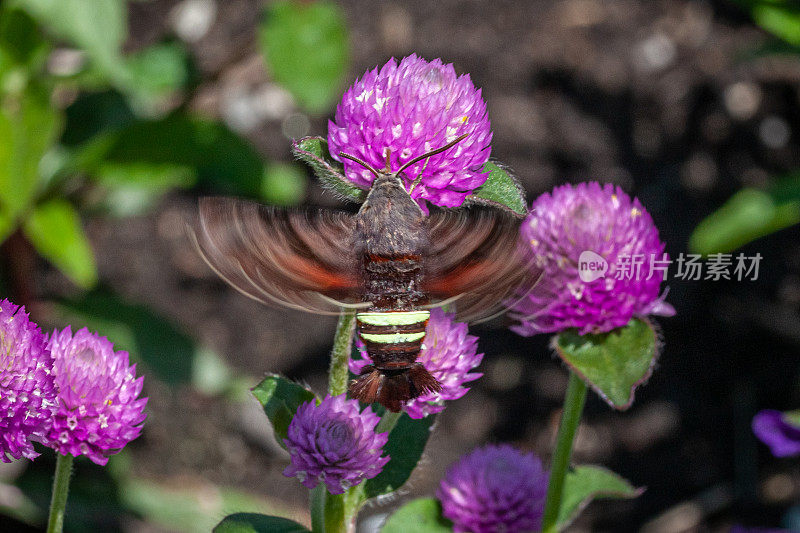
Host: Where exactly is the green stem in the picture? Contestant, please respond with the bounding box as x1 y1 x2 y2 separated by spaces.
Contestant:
376 410 401 434
541 372 587 533
328 311 356 396
311 311 356 533
46 453 74 533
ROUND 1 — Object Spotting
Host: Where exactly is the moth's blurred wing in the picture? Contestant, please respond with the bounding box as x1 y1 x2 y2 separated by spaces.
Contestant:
423 208 541 322
193 197 365 314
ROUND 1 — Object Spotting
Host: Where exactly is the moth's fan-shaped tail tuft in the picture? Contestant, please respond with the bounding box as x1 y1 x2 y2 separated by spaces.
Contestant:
348 363 441 412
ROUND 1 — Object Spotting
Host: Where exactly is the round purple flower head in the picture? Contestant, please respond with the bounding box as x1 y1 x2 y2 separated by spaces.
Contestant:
350 308 483 419
46 327 146 465
752 409 800 457
283 394 389 494
0 300 57 462
509 182 675 336
437 444 549 533
328 54 492 209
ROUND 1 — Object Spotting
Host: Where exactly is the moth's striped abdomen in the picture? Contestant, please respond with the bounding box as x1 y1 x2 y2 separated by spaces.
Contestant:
356 310 429 368
350 309 440 411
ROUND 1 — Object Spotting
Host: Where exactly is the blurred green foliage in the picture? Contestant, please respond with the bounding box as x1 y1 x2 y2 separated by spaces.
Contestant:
738 0 800 47
259 0 349 114
690 1 800 254
0 0 350 530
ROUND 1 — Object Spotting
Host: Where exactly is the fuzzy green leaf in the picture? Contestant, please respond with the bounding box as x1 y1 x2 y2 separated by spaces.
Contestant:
259 0 348 114
292 136 365 203
23 199 97 288
464 161 527 216
251 374 315 448
381 498 452 533
364 414 436 499
557 465 643 529
554 319 658 410
214 513 310 533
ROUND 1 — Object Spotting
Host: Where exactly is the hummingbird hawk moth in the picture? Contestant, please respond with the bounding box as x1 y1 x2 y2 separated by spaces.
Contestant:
193 138 537 412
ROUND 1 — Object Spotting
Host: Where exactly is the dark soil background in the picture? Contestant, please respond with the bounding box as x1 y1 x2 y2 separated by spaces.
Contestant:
10 1 800 531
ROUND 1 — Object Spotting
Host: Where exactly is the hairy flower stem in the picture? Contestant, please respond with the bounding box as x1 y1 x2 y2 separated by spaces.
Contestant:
311 311 356 533
328 311 356 396
541 372 587 533
47 453 74 533
376 410 402 434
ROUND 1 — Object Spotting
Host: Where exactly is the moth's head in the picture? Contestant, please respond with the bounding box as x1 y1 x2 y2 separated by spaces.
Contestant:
338 133 470 195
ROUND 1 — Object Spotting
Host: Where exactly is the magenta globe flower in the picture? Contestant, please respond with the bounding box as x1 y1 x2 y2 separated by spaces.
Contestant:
753 409 800 457
46 327 147 465
350 308 483 419
0 300 57 462
509 182 675 336
283 394 389 494
437 444 549 533
328 54 492 209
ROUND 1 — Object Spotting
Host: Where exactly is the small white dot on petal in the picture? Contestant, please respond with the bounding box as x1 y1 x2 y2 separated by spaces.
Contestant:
412 122 423 137
355 89 372 103
392 124 402 138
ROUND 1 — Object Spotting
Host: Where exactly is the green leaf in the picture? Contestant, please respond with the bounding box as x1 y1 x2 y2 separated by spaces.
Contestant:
752 3 800 46
554 319 658 410
556 465 643 529
292 136 365 202
464 161 527 216
381 498 452 533
54 289 199 384
74 114 277 200
16 0 130 84
690 187 800 255
261 162 307 205
259 0 348 114
0 83 62 218
214 513 310 533
22 198 97 288
61 90 136 147
364 414 436 499
123 42 189 105
251 374 316 447
0 8 50 71
0 207 15 245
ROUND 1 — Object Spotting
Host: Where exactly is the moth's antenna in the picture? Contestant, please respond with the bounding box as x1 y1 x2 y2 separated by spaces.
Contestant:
339 152 381 180
395 133 469 176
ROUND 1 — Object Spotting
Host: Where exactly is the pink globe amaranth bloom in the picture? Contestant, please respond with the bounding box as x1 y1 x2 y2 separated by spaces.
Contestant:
328 54 492 210
0 300 57 462
437 444 549 533
350 308 483 419
283 394 389 495
509 182 675 336
752 409 800 457
46 327 146 465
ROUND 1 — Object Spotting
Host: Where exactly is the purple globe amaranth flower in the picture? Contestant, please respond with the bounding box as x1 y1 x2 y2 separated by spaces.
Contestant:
283 394 389 494
752 409 800 457
350 308 483 419
0 300 57 462
328 54 492 209
437 444 548 533
46 327 146 465
509 182 675 336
